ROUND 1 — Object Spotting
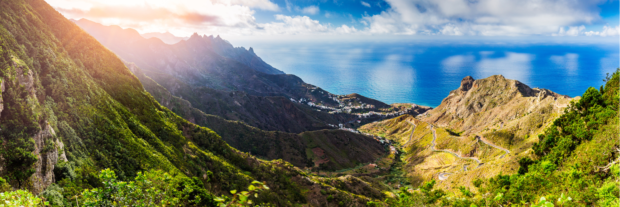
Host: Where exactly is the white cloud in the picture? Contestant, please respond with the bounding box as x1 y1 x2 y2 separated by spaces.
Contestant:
221 0 279 11
554 25 586 36
48 0 273 36
47 0 619 38
300 6 320 15
441 24 464 36
585 25 620 37
260 15 330 35
362 0 606 36
336 25 358 34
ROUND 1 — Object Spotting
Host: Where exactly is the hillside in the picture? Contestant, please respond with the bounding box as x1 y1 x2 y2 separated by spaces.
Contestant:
132 64 358 133
73 19 420 133
360 75 576 191
0 0 392 206
361 70 619 206
128 62 388 170
423 75 573 136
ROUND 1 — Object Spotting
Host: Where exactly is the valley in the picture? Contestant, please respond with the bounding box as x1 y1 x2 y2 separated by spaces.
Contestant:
0 0 617 206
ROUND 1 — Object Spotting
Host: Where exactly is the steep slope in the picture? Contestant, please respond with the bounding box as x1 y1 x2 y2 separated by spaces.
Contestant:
74 19 417 133
360 75 574 190
128 62 387 170
134 65 356 133
209 35 284 75
423 75 572 137
0 0 389 205
366 70 619 207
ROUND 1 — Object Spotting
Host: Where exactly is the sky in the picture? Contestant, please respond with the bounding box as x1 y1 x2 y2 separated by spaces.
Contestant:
47 0 620 41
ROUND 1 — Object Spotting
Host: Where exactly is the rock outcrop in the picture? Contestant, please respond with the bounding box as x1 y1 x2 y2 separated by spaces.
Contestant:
30 123 67 194
9 57 67 194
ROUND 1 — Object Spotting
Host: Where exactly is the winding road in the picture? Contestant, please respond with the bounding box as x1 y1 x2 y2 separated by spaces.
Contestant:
429 125 482 165
476 135 510 158
404 120 417 146
404 120 512 180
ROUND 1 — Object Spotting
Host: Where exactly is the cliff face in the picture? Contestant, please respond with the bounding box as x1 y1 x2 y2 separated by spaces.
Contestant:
4 56 67 193
30 123 67 194
423 75 572 136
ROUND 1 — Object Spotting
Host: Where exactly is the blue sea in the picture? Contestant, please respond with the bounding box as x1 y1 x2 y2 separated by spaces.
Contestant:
240 40 618 107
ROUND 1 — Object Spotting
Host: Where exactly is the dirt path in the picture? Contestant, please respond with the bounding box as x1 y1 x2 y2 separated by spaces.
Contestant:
476 135 510 158
404 120 417 146
429 125 482 165
438 172 452 181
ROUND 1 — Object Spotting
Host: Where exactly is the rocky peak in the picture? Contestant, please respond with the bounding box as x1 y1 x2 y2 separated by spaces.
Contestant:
187 32 202 42
459 76 475 92
249 47 255 54
424 75 572 134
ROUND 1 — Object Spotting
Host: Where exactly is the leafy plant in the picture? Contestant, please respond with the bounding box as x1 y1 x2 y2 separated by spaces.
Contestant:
0 189 48 207
214 181 270 207
81 169 216 206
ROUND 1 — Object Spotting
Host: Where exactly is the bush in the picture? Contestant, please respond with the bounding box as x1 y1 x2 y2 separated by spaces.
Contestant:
0 189 47 206
81 168 217 207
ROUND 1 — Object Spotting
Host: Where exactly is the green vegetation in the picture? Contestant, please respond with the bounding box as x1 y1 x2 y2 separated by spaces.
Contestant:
361 69 619 206
465 69 619 206
0 0 617 206
214 181 270 207
0 189 47 206
0 0 386 206
81 169 215 206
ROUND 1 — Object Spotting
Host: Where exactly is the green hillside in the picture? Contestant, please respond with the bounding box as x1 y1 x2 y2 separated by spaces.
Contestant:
128 62 388 170
0 0 390 206
362 71 619 206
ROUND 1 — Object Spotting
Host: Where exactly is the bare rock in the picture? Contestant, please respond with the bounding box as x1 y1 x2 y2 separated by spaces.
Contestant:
29 123 64 194
459 76 475 93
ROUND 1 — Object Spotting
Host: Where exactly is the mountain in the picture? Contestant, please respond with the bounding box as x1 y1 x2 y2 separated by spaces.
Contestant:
141 31 188 44
361 70 619 206
208 34 284 75
72 18 423 133
360 75 575 190
422 75 572 136
127 62 388 170
0 0 391 205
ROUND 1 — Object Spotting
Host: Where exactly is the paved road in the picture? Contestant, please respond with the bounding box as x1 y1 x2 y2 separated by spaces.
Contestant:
476 135 510 158
429 125 482 165
404 120 417 146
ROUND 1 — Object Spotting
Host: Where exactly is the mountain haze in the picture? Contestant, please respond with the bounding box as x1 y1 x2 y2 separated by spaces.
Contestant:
0 0 391 205
141 31 188 45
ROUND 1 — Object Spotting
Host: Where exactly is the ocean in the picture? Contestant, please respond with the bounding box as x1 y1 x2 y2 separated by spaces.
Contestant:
242 40 619 107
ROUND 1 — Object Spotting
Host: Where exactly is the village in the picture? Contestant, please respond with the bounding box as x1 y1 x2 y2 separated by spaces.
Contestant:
289 93 424 137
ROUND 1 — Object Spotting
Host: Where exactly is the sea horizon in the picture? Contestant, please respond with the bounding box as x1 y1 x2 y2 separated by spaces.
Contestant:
241 40 619 107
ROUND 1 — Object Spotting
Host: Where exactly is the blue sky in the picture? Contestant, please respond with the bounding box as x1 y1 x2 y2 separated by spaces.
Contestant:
255 0 618 31
48 0 620 40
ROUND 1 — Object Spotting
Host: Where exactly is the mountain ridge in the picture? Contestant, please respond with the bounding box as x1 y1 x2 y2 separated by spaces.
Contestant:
0 1 388 205
360 74 575 191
